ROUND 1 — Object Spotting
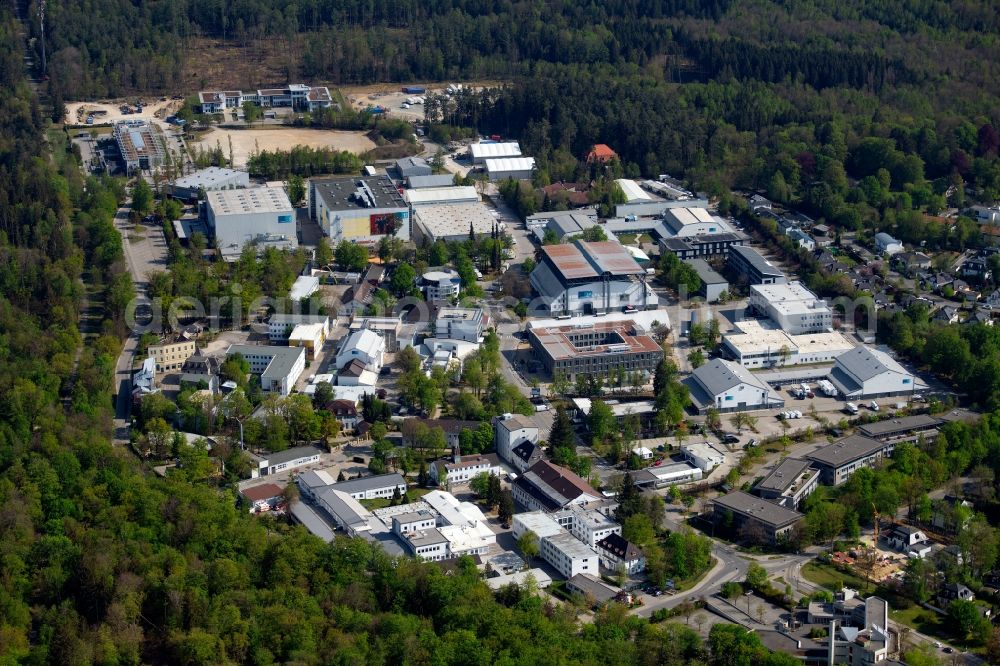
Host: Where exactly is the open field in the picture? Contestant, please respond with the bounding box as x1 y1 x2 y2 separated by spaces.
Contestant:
190 127 376 167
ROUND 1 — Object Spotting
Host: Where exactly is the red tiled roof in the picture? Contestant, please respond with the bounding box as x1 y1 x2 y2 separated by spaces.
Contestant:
587 144 617 162
242 483 283 502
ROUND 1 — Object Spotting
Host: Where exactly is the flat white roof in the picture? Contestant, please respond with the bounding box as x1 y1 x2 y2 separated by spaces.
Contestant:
485 157 536 173
206 186 292 215
485 568 552 590
751 282 829 316
513 511 563 539
404 186 479 205
414 202 498 239
289 323 325 341
173 166 247 189
289 275 320 301
682 442 724 460
470 142 521 159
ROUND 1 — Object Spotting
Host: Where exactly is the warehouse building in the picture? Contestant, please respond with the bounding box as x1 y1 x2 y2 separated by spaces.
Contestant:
404 186 479 207
205 186 297 259
407 174 457 189
683 358 784 413
170 167 249 200
529 240 658 315
486 157 536 181
470 141 521 164
660 207 733 237
412 203 499 243
395 156 431 178
828 346 918 399
685 259 728 302
529 320 662 380
749 282 832 334
310 176 410 245
114 120 167 174
727 245 787 285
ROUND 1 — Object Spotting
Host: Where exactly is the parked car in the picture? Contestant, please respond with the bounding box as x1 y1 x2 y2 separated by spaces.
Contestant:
869 401 880 412
744 439 759 449
722 433 740 444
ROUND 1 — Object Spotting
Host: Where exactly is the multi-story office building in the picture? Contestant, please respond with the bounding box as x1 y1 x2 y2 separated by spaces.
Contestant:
529 319 663 380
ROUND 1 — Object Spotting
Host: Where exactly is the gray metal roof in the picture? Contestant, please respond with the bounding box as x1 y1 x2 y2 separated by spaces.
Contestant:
729 245 785 277
756 458 814 494
712 490 803 528
806 435 887 468
684 258 727 285
407 174 456 189
858 415 941 438
691 358 768 396
834 346 907 383
265 445 323 466
330 472 406 494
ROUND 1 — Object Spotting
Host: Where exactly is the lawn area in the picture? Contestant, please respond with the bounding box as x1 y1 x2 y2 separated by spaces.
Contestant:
673 556 717 592
801 560 872 593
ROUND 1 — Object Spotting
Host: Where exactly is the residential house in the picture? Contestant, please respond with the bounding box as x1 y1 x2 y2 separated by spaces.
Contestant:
937 583 974 607
933 306 959 324
512 460 601 512
596 533 645 574
787 227 816 251
241 483 284 513
325 399 360 431
430 453 501 486
149 340 198 373
960 255 992 281
892 251 931 274
494 413 539 466
884 525 930 558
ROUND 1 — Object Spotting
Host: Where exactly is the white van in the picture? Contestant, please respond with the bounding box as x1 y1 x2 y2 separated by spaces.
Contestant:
869 401 880 412
844 402 859 415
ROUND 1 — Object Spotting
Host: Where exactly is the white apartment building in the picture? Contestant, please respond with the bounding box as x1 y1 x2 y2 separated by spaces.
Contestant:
541 532 600 579
749 282 832 334
225 344 305 396
422 269 461 302
434 307 486 343
494 413 540 464
554 506 622 548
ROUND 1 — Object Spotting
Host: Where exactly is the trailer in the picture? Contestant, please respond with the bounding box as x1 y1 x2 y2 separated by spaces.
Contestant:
817 380 837 397
402 86 426 94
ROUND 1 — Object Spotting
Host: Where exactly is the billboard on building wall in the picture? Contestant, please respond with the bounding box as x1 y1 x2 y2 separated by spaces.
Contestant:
370 212 406 235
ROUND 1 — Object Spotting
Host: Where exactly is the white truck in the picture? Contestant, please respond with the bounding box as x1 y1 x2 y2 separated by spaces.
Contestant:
817 380 837 397
844 402 859 415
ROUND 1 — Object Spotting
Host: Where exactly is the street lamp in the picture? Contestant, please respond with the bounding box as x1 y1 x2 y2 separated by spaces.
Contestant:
745 590 754 615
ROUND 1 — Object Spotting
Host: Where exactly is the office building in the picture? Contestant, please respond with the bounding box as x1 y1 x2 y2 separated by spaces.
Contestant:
494 413 540 468
148 339 197 373
628 462 703 489
205 186 296 258
114 120 167 174
256 445 323 477
727 245 787 285
681 442 725 471
430 453 501 486
225 344 305 395
755 458 820 509
856 414 942 445
512 460 601 512
721 319 853 368
806 436 896 486
435 307 486 342
170 167 249 200
658 232 746 260
287 323 326 358
553 505 622 548
749 282 832 334
529 319 662 380
310 175 409 245
530 240 657 315
197 84 333 113
685 259 728 302
711 490 804 545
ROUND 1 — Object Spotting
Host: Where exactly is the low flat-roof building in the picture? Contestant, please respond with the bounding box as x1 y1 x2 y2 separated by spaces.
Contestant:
566 573 617 605
828 346 917 399
310 175 409 246
256 445 323 477
170 167 250 200
289 275 320 302
206 186 296 259
325 472 408 501
712 490 804 546
225 344 305 395
530 240 657 316
267 314 332 343
806 436 895 486
529 320 662 381
628 462 703 489
412 202 498 243
683 358 784 413
288 323 326 358
749 282 832 334
407 174 457 189
685 259 728 302
857 415 942 444
396 156 432 178
682 442 725 472
721 319 854 368
754 458 820 510
404 186 479 207
727 245 787 286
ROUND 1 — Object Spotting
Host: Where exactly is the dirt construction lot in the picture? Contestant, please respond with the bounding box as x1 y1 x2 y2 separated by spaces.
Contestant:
190 128 376 167
65 99 183 127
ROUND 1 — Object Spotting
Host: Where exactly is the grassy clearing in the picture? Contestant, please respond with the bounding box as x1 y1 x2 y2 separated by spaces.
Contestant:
801 560 871 593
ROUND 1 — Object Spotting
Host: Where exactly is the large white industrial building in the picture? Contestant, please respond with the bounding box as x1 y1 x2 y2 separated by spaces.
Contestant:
721 319 854 368
529 240 658 315
469 141 521 164
310 176 410 246
404 186 479 207
749 282 833 334
683 358 784 414
486 157 536 181
170 167 249 200
828 346 919 399
412 203 500 243
205 186 297 260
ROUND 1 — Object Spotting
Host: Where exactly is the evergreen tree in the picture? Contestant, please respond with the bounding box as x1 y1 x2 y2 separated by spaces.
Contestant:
549 405 576 450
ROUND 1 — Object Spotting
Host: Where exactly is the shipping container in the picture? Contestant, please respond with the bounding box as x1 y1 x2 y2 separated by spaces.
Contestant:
402 86 426 94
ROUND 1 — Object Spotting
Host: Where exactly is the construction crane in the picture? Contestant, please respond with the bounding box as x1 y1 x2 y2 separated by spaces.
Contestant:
871 501 880 545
